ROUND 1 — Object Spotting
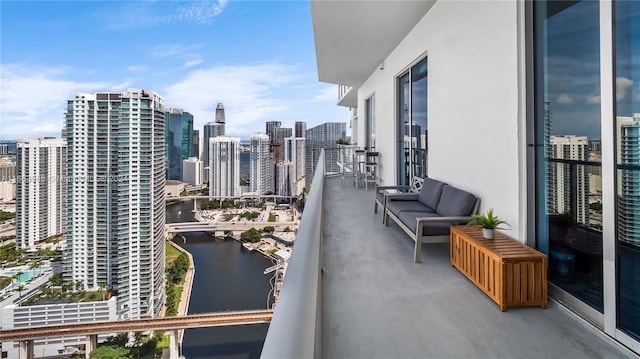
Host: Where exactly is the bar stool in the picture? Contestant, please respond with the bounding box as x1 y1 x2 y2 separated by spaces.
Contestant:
364 151 379 190
353 149 366 188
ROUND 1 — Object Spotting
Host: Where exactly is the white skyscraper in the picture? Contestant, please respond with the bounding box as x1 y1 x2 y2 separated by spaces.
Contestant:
284 136 306 196
64 90 166 319
183 157 203 186
250 133 273 194
209 136 240 197
275 161 294 197
15 137 66 251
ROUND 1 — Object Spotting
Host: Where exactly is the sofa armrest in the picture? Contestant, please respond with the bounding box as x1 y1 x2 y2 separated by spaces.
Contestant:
385 193 420 201
375 185 413 193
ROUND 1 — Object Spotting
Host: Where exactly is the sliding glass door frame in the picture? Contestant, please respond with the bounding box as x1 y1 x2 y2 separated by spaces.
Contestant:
396 54 428 186
528 0 639 353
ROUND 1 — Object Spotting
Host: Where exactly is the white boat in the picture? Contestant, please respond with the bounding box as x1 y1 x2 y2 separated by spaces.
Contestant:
242 243 254 251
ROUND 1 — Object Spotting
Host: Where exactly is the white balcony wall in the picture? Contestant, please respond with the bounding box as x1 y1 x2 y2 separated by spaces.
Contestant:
356 0 525 240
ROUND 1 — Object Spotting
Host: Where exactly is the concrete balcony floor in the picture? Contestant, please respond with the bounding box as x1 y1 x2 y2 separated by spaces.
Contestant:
321 175 637 359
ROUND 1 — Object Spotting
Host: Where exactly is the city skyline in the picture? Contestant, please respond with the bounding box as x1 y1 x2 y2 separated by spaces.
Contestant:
0 1 351 141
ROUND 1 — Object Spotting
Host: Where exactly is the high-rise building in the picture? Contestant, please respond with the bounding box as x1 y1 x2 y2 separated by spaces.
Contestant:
275 161 293 197
305 122 346 188
15 137 66 251
0 160 15 182
265 121 282 141
203 103 226 167
209 136 240 197
617 114 640 245
215 102 225 124
284 137 306 196
295 121 307 138
64 90 166 319
165 108 193 181
549 135 589 225
183 157 203 186
0 158 15 201
273 127 292 163
192 129 200 159
250 133 273 194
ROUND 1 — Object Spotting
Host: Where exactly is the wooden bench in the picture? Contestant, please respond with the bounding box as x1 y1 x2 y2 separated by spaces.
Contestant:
450 225 548 311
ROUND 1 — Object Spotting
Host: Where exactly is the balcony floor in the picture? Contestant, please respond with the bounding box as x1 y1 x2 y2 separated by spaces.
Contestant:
321 175 637 358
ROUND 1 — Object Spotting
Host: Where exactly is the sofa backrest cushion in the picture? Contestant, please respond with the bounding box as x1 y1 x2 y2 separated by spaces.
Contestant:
436 185 477 217
417 177 446 210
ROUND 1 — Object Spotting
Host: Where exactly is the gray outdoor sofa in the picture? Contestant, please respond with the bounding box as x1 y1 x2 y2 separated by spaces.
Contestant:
379 177 480 262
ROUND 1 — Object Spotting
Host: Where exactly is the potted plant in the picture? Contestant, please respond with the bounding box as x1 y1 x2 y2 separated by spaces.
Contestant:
468 208 509 239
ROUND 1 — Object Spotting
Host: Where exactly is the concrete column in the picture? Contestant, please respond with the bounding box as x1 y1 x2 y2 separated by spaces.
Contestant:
169 330 180 359
193 198 197 212
85 334 98 359
19 340 34 359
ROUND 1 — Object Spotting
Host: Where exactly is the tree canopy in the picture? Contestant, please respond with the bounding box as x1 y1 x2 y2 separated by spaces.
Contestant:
240 228 262 243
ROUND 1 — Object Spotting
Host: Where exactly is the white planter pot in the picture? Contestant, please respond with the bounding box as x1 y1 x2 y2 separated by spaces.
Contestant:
482 228 495 239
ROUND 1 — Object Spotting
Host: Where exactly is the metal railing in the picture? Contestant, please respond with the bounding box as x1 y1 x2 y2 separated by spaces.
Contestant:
261 150 325 359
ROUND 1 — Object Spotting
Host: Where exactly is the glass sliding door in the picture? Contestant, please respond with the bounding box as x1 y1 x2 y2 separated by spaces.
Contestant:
614 0 640 341
397 57 428 185
365 95 376 151
534 1 604 312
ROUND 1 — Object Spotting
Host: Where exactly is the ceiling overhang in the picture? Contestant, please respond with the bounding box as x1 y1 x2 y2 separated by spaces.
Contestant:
311 0 436 88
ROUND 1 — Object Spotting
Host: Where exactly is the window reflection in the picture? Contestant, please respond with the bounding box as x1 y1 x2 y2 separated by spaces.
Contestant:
397 58 428 185
615 0 640 341
535 0 603 312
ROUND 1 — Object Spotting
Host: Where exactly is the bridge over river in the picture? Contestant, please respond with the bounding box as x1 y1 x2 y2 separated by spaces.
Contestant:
165 221 296 239
0 310 274 359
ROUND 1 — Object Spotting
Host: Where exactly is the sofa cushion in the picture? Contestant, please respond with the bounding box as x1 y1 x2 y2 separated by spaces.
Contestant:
435 185 477 217
387 199 435 215
417 177 446 209
398 211 451 236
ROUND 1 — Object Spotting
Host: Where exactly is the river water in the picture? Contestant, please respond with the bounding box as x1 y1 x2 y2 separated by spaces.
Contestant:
166 200 273 359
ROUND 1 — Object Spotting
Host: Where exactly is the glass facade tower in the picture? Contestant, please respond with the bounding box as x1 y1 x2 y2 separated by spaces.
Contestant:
165 108 193 181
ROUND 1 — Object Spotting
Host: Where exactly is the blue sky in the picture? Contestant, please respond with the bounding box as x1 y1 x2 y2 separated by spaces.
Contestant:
0 0 350 141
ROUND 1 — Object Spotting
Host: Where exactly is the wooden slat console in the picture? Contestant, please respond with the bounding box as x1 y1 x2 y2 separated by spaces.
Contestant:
450 225 548 311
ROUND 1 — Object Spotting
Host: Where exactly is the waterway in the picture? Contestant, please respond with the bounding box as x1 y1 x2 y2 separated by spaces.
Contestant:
166 200 273 359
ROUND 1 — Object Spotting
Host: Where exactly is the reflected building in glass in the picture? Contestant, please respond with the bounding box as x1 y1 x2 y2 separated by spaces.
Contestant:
548 135 589 225
617 114 640 245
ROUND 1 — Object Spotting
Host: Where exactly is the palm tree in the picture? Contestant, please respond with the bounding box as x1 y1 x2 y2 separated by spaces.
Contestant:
12 270 23 285
17 284 24 299
29 260 41 277
98 282 108 300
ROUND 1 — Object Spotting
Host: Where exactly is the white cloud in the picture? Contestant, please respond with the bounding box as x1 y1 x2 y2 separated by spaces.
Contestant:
557 94 575 105
586 95 600 104
104 1 228 30
127 65 151 73
183 60 205 69
312 86 337 103
0 64 119 139
163 62 295 139
616 77 633 101
151 44 203 60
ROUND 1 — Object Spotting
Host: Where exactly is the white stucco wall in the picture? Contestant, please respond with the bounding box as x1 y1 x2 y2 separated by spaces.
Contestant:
357 0 526 239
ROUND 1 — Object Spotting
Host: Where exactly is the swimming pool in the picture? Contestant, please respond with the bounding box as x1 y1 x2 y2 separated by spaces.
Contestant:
1 265 51 285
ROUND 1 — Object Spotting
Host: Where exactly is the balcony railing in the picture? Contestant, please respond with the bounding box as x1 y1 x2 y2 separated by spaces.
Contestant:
261 149 325 359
